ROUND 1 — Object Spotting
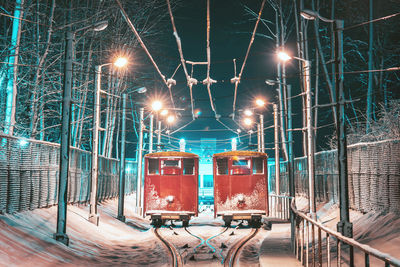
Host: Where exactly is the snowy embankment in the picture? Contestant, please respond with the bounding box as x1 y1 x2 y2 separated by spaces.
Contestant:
0 196 169 266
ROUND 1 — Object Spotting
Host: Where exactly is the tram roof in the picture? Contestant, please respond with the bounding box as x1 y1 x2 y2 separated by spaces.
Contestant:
145 151 199 158
213 150 268 158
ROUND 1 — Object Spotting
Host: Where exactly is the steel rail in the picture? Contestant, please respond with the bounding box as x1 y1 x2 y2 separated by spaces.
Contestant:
153 227 184 267
224 228 259 267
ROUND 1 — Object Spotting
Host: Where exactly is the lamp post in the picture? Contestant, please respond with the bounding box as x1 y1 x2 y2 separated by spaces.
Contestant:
301 9 353 244
117 94 127 222
266 79 295 247
277 52 315 217
54 20 108 245
118 87 146 222
136 107 144 215
90 57 127 226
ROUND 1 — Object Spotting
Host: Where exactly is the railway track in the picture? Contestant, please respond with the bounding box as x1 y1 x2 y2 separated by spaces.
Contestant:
153 226 258 266
153 227 184 267
223 227 260 267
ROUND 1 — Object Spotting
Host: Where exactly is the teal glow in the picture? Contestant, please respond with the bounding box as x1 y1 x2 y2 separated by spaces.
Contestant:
19 139 28 147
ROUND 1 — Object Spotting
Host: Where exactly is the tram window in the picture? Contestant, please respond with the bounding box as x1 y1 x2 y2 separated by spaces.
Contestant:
148 159 159 174
162 160 180 167
232 159 249 167
216 158 228 175
183 158 195 175
253 157 264 174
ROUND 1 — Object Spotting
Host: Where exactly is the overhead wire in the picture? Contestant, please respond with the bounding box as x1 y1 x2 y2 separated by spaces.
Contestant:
231 0 266 119
166 0 197 117
115 0 176 109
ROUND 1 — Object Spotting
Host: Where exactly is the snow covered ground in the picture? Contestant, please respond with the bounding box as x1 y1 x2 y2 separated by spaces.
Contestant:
0 195 398 266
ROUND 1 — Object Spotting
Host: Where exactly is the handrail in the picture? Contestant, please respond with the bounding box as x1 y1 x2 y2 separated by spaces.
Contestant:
291 199 400 267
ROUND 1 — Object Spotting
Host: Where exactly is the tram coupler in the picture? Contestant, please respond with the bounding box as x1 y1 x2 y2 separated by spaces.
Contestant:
151 214 163 227
250 214 262 228
179 214 190 227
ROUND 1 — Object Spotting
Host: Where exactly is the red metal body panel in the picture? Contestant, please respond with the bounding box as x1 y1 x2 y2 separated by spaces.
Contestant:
213 152 269 217
143 152 199 217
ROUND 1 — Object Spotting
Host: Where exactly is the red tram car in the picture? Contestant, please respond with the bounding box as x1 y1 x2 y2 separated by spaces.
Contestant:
143 151 199 227
213 151 268 227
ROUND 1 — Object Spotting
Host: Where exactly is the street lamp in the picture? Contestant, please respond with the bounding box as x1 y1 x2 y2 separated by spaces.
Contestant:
255 99 265 107
301 9 352 242
90 56 128 226
55 20 108 246
166 115 176 124
152 100 162 112
277 50 315 218
244 109 253 116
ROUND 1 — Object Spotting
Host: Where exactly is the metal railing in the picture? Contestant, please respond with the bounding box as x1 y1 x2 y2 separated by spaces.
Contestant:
268 194 291 221
291 199 400 267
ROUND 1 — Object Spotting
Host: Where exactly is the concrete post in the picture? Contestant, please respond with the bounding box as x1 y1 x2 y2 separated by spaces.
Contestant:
136 108 144 216
305 60 316 217
117 94 127 222
149 114 154 153
54 30 73 246
274 104 280 196
89 65 102 226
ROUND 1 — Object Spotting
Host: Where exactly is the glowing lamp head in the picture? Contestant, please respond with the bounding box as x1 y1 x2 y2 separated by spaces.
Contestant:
256 99 265 107
244 109 253 116
114 57 128 68
244 117 253 126
166 115 175 124
277 51 291 62
152 100 162 111
160 109 168 116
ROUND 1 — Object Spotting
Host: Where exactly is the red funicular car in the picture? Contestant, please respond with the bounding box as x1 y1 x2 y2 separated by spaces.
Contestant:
144 151 199 227
213 151 268 227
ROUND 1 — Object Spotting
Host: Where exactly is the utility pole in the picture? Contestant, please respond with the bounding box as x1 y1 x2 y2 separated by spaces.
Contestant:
260 114 265 153
136 108 144 215
273 104 280 196
287 84 296 249
117 94 127 222
149 114 154 153
157 120 162 151
54 29 73 246
89 65 102 226
304 60 316 217
257 123 261 152
334 19 353 241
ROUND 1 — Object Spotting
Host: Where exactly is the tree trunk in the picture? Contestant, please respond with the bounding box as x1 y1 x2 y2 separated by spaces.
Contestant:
366 0 374 133
4 0 24 135
30 0 55 138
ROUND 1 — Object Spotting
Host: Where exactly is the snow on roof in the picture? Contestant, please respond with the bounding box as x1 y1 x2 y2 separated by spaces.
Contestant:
145 151 199 158
213 150 268 158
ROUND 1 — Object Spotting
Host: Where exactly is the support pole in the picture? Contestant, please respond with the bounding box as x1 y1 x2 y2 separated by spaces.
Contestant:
274 104 280 196
260 114 265 153
305 60 316 217
117 94 127 222
149 114 154 153
287 84 296 249
89 65 102 226
157 120 162 151
136 108 144 216
335 19 353 241
257 123 261 152
54 30 73 246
